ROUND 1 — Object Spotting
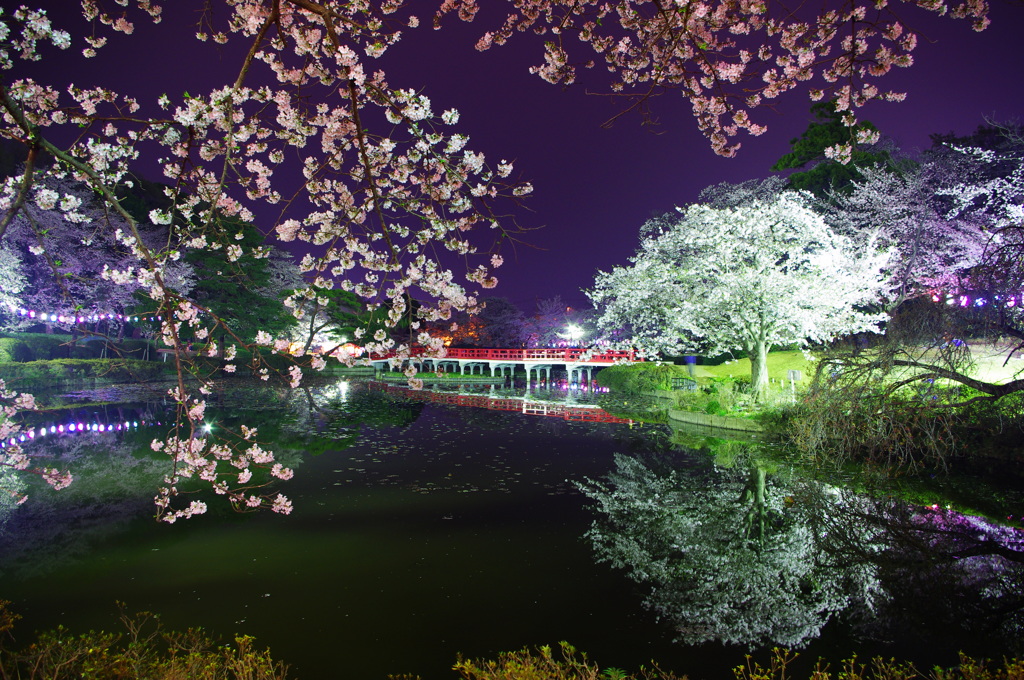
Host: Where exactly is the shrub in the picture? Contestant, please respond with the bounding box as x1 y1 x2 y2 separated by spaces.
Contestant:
734 648 1024 680
0 601 290 680
596 363 691 393
0 334 161 362
0 359 174 389
454 641 684 680
780 387 960 471
0 337 33 362
7 333 75 360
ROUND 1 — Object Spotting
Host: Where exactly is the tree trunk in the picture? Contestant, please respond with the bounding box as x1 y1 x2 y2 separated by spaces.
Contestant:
749 338 770 401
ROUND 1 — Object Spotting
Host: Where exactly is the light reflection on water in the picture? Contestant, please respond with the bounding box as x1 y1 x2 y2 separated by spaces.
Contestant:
1 379 1022 678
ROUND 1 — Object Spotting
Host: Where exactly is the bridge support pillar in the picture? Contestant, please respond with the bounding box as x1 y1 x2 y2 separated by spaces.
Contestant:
567 364 594 390
526 363 552 389
489 363 517 382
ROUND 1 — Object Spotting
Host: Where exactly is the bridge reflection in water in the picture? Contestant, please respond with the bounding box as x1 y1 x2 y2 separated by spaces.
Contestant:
370 381 636 425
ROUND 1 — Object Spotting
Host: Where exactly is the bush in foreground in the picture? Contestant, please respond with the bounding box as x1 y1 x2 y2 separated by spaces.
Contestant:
3 604 1023 680
0 601 288 680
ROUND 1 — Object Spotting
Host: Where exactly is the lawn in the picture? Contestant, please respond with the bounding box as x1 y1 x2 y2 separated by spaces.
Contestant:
693 350 818 383
694 342 1024 387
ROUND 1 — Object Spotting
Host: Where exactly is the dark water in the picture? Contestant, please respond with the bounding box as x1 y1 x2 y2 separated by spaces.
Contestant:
2 380 1023 679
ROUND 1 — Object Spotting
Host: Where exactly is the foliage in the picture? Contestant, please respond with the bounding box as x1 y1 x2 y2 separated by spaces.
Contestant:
289 287 365 351
783 384 962 471
0 358 173 389
734 648 1024 680
0 332 73 361
184 218 297 345
453 641 684 680
527 296 596 348
771 101 894 199
0 600 289 679
672 377 754 415
816 125 1024 411
595 363 690 393
588 192 889 398
823 154 989 302
0 333 157 362
475 297 529 348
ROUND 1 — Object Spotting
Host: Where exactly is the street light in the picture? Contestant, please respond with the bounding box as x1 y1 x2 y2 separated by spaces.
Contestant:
565 324 583 347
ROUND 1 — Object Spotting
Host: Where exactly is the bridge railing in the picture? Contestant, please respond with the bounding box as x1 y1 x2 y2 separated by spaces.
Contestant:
371 347 639 363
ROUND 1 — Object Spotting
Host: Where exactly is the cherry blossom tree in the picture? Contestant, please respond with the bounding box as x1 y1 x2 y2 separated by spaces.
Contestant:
459 0 989 158
804 127 1024 439
824 162 990 302
2 174 174 336
588 192 890 397
0 2 530 518
0 241 26 331
527 296 596 347
0 0 993 518
474 297 529 348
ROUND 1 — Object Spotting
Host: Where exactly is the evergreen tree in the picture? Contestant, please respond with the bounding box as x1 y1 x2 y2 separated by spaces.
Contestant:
772 102 894 199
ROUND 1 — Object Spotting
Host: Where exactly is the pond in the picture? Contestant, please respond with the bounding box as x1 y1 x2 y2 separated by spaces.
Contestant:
2 378 1023 679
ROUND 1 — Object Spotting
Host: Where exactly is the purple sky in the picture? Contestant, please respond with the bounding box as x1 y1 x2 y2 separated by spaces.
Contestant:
25 0 1024 311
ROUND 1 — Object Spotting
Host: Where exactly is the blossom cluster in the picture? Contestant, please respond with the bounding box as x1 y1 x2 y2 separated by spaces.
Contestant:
0 379 73 505
443 0 988 159
150 423 295 523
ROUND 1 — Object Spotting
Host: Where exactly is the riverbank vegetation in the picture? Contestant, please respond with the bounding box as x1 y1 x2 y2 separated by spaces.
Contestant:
2 603 1022 680
603 342 1023 470
0 600 289 680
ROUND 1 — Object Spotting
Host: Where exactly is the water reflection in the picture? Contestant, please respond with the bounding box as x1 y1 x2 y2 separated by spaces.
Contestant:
579 447 881 649
0 380 415 578
806 481 1024 652
1 379 679 680
578 436 1024 654
3 379 1023 678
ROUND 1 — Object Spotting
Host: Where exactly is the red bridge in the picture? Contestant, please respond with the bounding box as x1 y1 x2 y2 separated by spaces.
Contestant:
369 347 640 385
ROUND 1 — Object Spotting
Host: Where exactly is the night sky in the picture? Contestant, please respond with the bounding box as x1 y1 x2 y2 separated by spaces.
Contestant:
395 0 1024 310
20 0 1024 310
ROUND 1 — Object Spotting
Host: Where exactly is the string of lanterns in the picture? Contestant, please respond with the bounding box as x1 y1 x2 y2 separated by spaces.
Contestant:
15 308 163 324
2 418 161 450
930 292 1018 308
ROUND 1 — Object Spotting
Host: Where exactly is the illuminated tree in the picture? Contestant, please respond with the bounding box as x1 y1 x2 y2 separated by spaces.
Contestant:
825 164 989 301
0 242 26 331
475 297 528 348
588 192 890 397
3 175 152 331
528 296 595 347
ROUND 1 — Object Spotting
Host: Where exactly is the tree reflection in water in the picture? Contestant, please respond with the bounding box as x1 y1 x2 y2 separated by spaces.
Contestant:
0 380 422 579
806 481 1024 654
579 440 1024 654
